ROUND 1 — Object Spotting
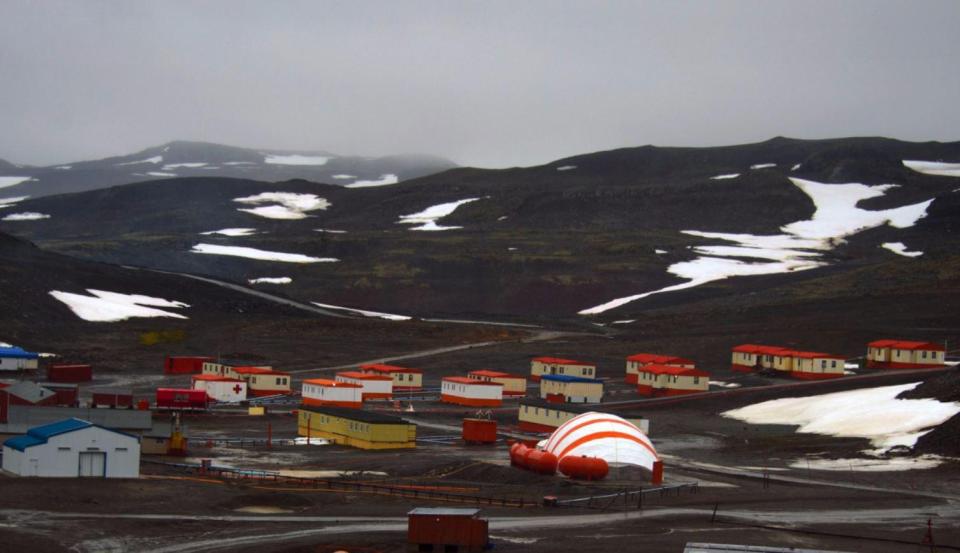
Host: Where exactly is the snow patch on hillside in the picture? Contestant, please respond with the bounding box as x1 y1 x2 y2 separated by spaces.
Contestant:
0 176 33 189
710 173 739 180
115 156 162 166
882 242 923 257
344 174 399 188
163 162 208 169
54 165 72 170
331 174 356 179
903 160 960 177
147 172 178 177
791 163 802 171
200 228 257 237
750 163 776 169
2 212 50 221
311 301 411 321
49 289 189 322
723 382 960 452
580 178 933 314
556 165 577 171
398 198 482 231
0 196 28 209
314 228 347 234
234 192 330 220
264 154 329 166
248 277 292 285
790 456 944 472
191 243 338 263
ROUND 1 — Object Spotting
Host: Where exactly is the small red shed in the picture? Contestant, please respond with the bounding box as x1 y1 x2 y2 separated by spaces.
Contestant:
42 383 80 406
407 507 489 553
164 356 214 374
48 364 93 383
92 388 134 408
462 418 497 444
156 388 209 411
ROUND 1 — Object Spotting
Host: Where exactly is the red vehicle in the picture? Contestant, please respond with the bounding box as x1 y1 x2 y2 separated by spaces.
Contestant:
156 388 209 411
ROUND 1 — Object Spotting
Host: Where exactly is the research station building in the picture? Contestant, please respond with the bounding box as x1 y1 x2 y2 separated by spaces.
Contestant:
2 418 140 478
539 374 604 403
867 340 946 369
298 405 416 449
529 356 596 382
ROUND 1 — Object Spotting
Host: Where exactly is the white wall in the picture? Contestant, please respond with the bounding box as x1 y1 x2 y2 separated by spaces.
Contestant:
2 426 140 478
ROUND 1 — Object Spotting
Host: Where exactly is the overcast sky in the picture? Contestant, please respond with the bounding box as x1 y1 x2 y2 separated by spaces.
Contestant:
1 1 959 168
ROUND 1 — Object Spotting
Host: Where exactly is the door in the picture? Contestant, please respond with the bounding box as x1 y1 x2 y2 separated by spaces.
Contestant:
79 451 106 477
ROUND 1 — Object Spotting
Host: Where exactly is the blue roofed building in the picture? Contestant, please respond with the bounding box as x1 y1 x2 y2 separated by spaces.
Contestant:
539 374 604 403
0 346 40 371
2 418 140 477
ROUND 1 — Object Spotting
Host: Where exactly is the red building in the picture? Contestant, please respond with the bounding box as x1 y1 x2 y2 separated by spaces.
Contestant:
635 364 710 397
359 363 423 391
91 388 134 408
156 388 209 411
407 508 489 553
625 353 696 384
730 344 791 372
866 340 946 369
48 364 93 383
164 356 214 374
0 382 59 406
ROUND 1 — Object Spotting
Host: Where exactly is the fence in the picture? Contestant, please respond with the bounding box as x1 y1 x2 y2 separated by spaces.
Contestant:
552 482 699 510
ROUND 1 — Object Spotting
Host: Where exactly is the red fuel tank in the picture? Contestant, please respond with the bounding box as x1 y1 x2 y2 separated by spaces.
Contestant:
559 455 609 481
525 450 558 475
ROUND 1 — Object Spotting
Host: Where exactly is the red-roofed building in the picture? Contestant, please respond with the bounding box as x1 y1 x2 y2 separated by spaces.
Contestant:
164 356 214 375
441 377 503 407
191 374 248 402
790 351 846 379
730 344 792 372
302 379 363 408
231 367 291 397
467 370 527 396
636 364 710 397
335 371 393 400
867 340 946 369
625 353 695 384
530 357 596 382
359 364 423 391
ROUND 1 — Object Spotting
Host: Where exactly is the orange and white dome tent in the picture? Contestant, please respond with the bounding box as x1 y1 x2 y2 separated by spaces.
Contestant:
542 412 659 472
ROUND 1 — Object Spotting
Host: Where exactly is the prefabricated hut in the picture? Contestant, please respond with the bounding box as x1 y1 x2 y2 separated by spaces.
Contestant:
539 374 604 404
625 353 695 384
359 363 423 391
518 398 649 434
441 376 503 407
155 388 209 411
530 356 596 382
0 381 58 406
635 364 709 397
298 405 416 449
302 378 363 408
407 508 489 553
730 344 790 372
191 374 248 403
201 361 271 378
790 351 846 379
335 371 393 400
48 364 93 383
2 418 140 478
231 367 291 397
163 356 213 374
0 346 39 372
467 370 527 396
866 340 946 369
91 388 133 409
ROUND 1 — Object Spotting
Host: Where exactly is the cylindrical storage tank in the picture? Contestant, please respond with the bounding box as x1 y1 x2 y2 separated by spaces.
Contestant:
526 450 558 475
559 455 609 481
509 442 526 467
462 418 497 444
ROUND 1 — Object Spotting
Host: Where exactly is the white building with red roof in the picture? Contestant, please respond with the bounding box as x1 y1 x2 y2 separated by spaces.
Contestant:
867 340 946 369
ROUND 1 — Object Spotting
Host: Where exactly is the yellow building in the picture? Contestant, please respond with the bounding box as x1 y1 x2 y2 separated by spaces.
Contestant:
518 399 649 434
530 356 596 381
297 405 416 450
539 375 603 403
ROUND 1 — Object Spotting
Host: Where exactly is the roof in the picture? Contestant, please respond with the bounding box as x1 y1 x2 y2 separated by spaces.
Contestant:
868 339 945 351
544 412 657 470
360 363 422 374
3 417 138 452
443 376 503 386
191 374 244 382
637 364 709 377
303 378 362 388
532 356 594 366
408 507 480 517
792 351 845 360
731 344 794 354
166 355 214 360
0 346 39 359
627 353 695 365
336 371 392 381
91 388 133 396
520 398 605 415
50 364 91 369
541 374 601 384
300 404 412 424
3 381 56 403
233 366 289 375
469 369 524 379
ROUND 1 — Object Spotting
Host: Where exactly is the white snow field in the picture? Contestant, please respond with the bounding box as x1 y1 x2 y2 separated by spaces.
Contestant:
398 198 482 231
750 163 777 169
344 174 399 188
882 242 923 258
0 176 32 189
710 173 740 180
54 165 72 170
263 154 329 166
311 301 412 321
789 455 945 472
146 171 178 177
723 382 960 452
580 177 933 314
791 163 802 171
248 277 292 285
556 165 577 171
191 243 338 263
903 160 960 177
115 156 162 166
2 212 50 221
49 289 189 322
0 196 28 209
314 228 347 234
199 228 257 237
331 174 356 179
162 162 207 169
234 192 330 220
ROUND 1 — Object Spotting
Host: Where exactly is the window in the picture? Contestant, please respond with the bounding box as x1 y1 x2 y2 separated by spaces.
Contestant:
922 351 928 359
820 360 827 369
115 447 128 452
58 447 71 451
831 361 837 368
693 377 699 384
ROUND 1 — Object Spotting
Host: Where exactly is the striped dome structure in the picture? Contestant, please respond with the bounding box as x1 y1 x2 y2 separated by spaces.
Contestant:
542 412 659 471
